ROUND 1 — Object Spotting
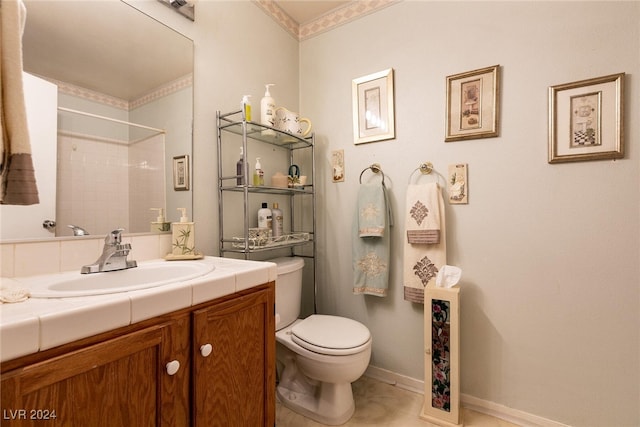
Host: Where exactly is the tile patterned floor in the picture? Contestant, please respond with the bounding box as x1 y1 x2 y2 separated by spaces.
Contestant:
276 376 520 426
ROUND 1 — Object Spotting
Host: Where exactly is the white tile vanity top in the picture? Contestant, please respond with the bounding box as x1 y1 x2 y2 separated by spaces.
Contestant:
0 257 277 363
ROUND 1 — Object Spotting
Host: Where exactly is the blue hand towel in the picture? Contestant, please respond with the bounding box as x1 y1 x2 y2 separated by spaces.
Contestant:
357 182 386 237
353 183 392 297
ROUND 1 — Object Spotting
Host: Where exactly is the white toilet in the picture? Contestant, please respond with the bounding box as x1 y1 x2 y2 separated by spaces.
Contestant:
271 257 372 426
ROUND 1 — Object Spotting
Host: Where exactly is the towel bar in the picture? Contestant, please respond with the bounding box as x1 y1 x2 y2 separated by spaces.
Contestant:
359 163 386 185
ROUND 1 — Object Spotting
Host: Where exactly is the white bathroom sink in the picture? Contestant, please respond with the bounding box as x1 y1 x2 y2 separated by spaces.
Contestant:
23 261 215 298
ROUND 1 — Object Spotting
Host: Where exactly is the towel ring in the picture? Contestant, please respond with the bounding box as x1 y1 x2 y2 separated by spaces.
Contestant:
408 162 437 184
359 163 385 185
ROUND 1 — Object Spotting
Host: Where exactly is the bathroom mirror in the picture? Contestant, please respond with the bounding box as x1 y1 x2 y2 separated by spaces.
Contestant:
5 0 193 240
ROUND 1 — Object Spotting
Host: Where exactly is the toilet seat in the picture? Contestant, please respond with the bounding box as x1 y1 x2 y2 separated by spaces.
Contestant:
291 315 371 356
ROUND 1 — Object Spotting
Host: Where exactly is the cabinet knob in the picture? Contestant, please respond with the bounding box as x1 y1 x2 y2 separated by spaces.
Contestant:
166 360 180 375
200 343 213 357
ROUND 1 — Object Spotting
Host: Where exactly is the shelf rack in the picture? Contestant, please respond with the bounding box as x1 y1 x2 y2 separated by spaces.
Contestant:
216 110 317 308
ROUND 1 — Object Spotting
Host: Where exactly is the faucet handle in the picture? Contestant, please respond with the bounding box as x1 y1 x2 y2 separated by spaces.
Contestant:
105 228 125 245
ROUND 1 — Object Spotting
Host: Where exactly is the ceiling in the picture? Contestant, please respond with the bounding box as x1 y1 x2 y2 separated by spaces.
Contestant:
20 1 376 101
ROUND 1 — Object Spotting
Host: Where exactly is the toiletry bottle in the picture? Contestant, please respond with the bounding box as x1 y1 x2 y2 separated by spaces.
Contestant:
150 208 170 233
271 202 283 238
253 157 264 186
258 203 272 230
260 84 276 136
241 95 252 121
236 146 245 185
171 208 196 256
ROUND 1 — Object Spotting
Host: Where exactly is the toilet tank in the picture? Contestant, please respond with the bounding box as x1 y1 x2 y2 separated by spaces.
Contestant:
270 257 304 331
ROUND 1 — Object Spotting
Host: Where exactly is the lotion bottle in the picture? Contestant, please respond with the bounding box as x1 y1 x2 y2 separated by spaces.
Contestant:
236 146 245 185
253 157 264 186
150 208 170 233
241 95 252 121
260 84 276 136
271 202 283 238
171 208 196 256
258 203 272 230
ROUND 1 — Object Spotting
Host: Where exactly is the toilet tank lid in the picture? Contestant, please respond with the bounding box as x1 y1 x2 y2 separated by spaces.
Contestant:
268 257 305 275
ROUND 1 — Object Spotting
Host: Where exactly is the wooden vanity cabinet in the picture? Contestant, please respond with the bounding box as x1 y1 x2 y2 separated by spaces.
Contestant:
0 283 275 427
192 284 276 427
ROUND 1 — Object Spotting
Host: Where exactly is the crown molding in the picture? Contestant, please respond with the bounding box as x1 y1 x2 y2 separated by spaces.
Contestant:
254 0 400 41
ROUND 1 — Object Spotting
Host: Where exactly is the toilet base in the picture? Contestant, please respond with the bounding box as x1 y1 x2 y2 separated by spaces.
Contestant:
277 381 355 426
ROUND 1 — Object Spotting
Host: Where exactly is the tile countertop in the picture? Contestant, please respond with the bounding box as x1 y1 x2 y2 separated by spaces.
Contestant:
0 257 277 363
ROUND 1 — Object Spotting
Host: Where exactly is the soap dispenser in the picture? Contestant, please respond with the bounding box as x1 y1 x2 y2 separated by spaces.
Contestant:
261 83 276 136
150 208 170 233
241 95 252 121
171 208 196 256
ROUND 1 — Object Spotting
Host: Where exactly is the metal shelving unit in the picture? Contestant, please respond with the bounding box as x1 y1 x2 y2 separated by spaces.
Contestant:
216 110 316 291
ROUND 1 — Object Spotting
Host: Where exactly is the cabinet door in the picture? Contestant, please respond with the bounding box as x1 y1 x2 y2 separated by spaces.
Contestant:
1 323 187 427
193 286 275 427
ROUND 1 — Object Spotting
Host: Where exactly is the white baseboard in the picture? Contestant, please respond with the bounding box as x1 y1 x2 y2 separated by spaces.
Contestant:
364 365 571 427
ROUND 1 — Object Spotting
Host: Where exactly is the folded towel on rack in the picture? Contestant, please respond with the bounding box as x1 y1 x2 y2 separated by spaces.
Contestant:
357 182 387 237
403 183 446 303
405 183 441 244
353 182 392 297
0 278 30 303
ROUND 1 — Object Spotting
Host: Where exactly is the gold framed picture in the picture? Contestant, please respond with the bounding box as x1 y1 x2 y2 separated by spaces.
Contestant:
548 73 624 163
352 68 395 144
173 155 190 191
445 65 500 142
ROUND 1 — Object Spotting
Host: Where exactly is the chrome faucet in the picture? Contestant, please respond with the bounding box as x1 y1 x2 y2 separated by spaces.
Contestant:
68 224 90 236
81 228 137 274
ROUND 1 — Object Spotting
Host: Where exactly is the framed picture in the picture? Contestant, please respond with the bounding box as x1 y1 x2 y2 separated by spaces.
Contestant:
173 155 190 191
548 73 624 163
445 65 500 142
352 68 395 144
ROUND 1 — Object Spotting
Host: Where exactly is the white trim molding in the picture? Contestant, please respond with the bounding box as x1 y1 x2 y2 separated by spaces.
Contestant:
253 0 400 41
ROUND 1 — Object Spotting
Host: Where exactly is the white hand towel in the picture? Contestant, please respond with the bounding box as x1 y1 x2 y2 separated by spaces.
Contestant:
405 183 441 244
403 183 446 303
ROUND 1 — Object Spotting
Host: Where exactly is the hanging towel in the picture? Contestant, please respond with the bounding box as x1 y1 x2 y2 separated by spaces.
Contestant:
406 183 441 244
0 0 39 205
353 182 392 297
403 183 446 303
357 181 386 237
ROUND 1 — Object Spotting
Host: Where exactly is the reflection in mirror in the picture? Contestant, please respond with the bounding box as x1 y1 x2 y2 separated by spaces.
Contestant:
3 0 194 240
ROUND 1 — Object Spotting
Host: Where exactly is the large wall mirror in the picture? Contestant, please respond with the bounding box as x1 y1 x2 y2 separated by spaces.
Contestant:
1 0 193 240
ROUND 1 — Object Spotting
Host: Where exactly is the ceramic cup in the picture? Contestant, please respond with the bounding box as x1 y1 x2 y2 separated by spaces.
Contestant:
274 107 312 137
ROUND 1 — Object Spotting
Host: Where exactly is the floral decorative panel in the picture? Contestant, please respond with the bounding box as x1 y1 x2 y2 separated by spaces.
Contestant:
431 299 451 412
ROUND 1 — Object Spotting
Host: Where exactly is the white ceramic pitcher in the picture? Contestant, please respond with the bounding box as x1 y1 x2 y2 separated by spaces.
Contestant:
274 107 312 137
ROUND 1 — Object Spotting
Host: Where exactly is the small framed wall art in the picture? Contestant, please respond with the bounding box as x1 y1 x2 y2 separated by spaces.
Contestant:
445 65 500 142
173 155 190 191
352 68 395 144
548 72 624 163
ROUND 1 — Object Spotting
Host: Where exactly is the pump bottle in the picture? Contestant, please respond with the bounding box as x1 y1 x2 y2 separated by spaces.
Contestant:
253 157 264 186
150 208 170 233
260 84 276 136
241 95 252 121
171 208 196 256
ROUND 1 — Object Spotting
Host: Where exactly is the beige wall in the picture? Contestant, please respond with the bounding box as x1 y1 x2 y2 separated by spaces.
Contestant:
300 2 639 426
